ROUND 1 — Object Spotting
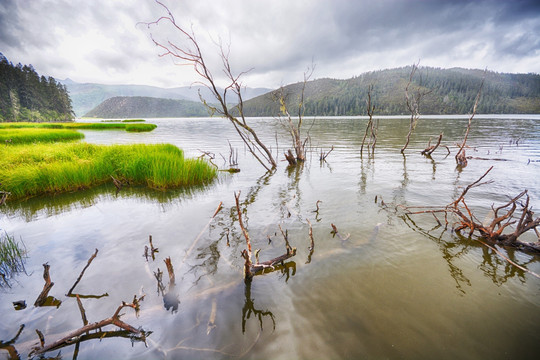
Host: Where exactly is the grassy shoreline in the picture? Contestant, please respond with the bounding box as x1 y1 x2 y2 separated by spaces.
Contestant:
0 128 84 144
0 122 156 132
0 143 217 200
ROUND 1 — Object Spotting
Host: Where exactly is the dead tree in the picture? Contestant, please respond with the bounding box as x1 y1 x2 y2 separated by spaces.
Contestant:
144 1 276 172
400 166 540 254
361 84 378 156
455 74 485 168
401 62 431 154
275 66 314 165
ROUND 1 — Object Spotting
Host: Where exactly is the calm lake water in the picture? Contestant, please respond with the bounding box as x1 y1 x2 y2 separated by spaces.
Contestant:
1 115 539 359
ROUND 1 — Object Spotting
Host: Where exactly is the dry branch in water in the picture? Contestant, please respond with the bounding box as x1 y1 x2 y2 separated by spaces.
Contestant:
235 192 296 279
31 296 146 356
320 146 334 161
401 166 540 254
67 248 98 296
34 263 54 307
331 223 351 241
421 133 443 156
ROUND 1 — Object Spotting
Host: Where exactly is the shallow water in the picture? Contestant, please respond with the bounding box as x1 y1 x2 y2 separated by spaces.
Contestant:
1 115 539 359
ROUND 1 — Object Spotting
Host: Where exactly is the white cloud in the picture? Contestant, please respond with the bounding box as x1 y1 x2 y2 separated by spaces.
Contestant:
1 0 539 89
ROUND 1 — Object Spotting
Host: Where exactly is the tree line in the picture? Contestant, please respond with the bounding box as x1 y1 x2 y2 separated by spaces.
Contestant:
241 67 540 116
0 53 73 122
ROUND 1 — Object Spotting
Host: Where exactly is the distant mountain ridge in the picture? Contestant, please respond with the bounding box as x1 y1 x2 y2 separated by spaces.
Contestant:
241 67 540 116
84 96 209 118
60 79 271 117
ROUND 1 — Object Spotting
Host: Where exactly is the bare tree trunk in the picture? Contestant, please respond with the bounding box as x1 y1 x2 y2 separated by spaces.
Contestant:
276 66 314 164
144 2 276 171
401 62 431 154
455 74 485 168
361 84 377 156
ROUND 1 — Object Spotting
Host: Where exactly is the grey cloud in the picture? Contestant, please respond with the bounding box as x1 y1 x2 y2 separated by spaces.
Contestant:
0 0 22 48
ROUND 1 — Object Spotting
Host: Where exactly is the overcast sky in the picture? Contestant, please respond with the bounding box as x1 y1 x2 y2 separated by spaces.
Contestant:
1 0 539 89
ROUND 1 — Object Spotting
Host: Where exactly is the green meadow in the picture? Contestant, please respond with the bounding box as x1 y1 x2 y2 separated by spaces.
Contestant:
0 143 217 199
0 121 216 200
0 122 156 132
0 128 84 144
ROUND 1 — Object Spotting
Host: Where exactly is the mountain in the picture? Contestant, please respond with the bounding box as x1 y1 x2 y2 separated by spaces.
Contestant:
84 96 209 118
60 79 271 117
0 53 73 122
241 67 540 116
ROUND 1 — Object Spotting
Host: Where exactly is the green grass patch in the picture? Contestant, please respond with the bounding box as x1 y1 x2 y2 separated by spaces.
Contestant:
0 143 217 200
125 123 157 132
0 122 157 132
0 128 84 144
122 119 146 122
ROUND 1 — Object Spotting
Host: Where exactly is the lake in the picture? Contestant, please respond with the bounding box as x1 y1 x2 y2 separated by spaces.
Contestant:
1 115 539 359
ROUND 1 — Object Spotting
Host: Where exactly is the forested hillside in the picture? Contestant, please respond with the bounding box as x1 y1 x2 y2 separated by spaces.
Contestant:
63 79 270 117
242 67 540 116
0 53 73 122
84 96 209 118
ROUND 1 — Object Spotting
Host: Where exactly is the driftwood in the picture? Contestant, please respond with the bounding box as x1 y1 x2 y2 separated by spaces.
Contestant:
144 235 159 261
331 223 350 241
421 133 443 156
320 146 334 161
66 248 108 299
306 219 315 264
399 166 540 276
111 175 123 191
67 248 98 296
31 296 146 356
34 264 55 307
235 192 296 279
162 257 180 312
0 324 24 359
284 149 297 166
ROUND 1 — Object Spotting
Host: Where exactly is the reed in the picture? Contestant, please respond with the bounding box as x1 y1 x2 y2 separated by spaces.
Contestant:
0 122 157 132
0 143 217 199
0 128 84 144
0 231 27 286
122 119 146 122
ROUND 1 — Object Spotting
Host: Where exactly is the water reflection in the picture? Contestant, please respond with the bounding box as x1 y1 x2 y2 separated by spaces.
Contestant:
2 116 539 359
402 213 540 293
402 214 472 294
2 182 215 222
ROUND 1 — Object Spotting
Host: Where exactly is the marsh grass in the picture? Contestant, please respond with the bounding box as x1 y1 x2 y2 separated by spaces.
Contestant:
0 128 84 144
0 143 217 199
0 122 156 132
0 231 27 287
122 119 146 122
